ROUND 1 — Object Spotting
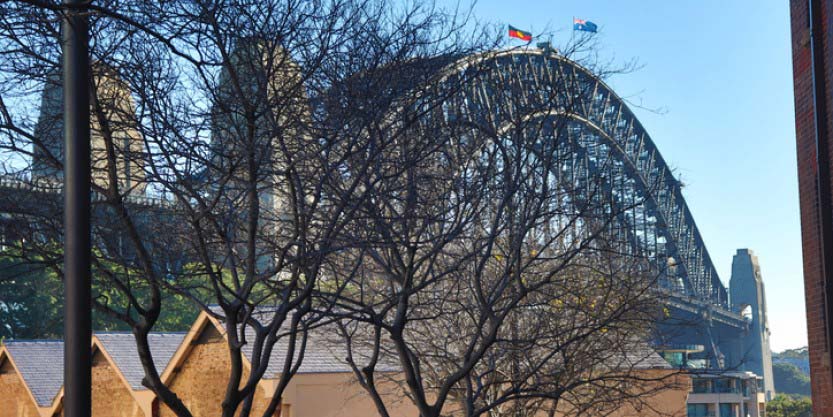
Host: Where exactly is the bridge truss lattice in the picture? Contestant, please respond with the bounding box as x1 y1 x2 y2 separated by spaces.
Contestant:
424 49 729 310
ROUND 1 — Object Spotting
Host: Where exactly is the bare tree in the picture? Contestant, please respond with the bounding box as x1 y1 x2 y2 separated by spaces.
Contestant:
0 1 690 416
325 50 687 417
0 1 499 417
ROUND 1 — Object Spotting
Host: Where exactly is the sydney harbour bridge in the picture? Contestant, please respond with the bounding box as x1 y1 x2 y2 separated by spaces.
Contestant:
409 48 774 399
0 47 774 397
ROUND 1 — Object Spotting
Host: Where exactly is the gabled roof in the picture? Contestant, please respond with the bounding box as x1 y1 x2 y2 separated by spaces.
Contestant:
164 306 395 380
94 332 186 390
622 343 673 370
240 318 394 377
209 305 372 377
0 332 188 412
2 340 64 407
586 338 673 372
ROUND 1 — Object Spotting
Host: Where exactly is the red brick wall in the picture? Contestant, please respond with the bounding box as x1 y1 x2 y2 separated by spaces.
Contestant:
0 358 40 417
790 1 833 415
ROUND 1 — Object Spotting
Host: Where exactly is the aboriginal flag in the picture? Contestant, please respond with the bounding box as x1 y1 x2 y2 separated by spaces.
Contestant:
508 25 532 41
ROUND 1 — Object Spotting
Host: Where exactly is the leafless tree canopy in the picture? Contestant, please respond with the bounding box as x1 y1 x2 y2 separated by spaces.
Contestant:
0 1 682 417
320 49 681 417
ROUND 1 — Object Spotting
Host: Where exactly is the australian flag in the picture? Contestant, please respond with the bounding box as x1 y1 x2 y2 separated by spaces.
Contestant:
573 18 598 33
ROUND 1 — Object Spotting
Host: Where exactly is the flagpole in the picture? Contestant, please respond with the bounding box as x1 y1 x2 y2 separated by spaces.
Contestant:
570 16 575 52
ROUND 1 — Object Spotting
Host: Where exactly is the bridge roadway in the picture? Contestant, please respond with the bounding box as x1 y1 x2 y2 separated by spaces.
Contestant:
0 175 181 270
0 174 752 334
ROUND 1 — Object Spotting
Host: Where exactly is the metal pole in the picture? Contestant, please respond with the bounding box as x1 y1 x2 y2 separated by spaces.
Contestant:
62 1 91 417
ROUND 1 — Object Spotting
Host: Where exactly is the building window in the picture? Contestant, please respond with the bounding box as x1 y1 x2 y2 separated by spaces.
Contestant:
719 403 735 417
664 351 685 367
687 404 711 417
692 378 712 393
715 378 738 394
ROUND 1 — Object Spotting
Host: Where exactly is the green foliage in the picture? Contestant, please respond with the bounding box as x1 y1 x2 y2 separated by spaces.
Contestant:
0 255 198 340
0 258 64 339
773 362 811 396
774 347 809 360
766 394 812 417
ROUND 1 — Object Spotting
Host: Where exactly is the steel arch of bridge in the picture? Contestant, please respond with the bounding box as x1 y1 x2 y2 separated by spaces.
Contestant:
0 49 731 310
427 49 729 309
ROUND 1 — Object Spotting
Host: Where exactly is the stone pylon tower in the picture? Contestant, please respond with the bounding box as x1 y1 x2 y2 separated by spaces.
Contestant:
209 38 308 270
32 67 146 196
729 248 775 400
210 37 306 210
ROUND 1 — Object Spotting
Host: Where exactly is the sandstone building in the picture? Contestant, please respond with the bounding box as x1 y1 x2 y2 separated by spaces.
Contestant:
0 340 64 417
0 311 697 417
158 310 417 417
0 316 692 417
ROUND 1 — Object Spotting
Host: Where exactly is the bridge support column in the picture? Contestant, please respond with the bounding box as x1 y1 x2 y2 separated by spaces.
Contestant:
729 249 775 400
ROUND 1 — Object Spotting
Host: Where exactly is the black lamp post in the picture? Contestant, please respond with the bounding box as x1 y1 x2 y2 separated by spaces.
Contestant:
62 1 91 417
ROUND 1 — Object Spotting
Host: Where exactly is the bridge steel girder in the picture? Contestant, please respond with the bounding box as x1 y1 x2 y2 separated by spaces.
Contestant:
0 49 736 320
426 49 731 311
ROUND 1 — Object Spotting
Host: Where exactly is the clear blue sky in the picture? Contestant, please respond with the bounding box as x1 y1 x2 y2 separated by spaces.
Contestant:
461 0 802 351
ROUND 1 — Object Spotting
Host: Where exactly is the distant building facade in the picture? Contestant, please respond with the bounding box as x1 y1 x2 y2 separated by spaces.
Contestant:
686 372 767 417
790 1 833 415
655 345 767 417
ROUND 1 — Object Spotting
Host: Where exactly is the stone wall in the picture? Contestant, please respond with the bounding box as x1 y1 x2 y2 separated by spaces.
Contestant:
0 358 40 417
91 351 145 417
288 373 417 417
160 325 270 417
